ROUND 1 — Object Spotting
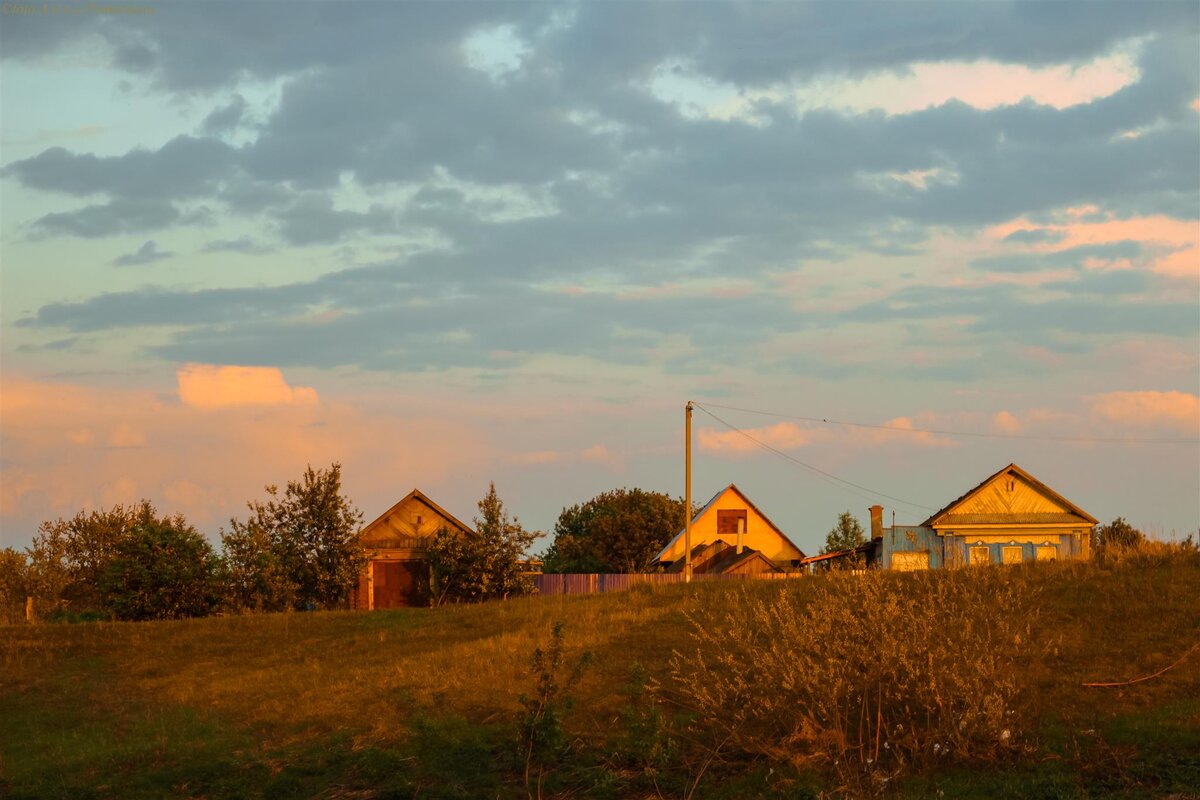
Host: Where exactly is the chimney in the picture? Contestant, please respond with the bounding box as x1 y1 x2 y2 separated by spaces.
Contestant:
869 505 884 539
736 516 745 555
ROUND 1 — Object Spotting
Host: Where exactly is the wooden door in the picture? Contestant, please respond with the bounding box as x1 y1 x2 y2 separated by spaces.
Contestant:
373 560 425 608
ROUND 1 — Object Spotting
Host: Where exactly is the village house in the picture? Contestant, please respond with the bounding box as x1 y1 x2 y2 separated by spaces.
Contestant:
866 463 1098 570
651 484 806 574
352 489 474 609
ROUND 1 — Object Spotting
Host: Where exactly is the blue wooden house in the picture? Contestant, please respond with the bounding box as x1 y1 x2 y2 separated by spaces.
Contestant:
871 463 1098 570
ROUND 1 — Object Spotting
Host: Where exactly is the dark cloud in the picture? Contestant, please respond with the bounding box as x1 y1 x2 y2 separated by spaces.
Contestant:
112 240 172 266
4 1 1197 380
1003 228 1066 245
199 236 273 255
31 199 181 238
971 241 1146 273
200 94 247 135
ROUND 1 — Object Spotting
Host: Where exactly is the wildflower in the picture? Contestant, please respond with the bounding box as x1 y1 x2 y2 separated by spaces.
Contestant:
1000 729 1011 742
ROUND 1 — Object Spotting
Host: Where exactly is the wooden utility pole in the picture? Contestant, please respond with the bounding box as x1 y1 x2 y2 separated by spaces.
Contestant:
685 400 693 581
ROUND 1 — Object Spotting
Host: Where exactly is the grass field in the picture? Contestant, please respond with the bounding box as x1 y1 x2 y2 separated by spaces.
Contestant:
2 553 1198 799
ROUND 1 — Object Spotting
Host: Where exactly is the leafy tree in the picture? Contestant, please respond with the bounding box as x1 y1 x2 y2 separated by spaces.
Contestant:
0 548 30 624
821 511 867 555
27 501 187 613
221 463 365 611
1095 517 1145 556
542 488 691 574
427 483 537 604
99 520 221 621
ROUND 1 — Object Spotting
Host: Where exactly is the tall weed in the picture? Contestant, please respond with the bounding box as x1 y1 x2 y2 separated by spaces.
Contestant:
670 567 1046 790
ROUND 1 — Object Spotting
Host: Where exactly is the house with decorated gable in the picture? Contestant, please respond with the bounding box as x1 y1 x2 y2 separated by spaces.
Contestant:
352 488 474 609
869 463 1098 571
651 484 805 574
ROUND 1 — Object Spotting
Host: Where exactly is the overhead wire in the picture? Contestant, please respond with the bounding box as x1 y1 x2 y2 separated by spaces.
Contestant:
697 401 1200 446
692 402 937 513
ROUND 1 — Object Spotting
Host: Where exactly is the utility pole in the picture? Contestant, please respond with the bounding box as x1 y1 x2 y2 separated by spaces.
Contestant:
685 400 693 582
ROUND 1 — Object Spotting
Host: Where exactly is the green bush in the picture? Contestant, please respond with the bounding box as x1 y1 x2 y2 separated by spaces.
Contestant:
100 521 222 621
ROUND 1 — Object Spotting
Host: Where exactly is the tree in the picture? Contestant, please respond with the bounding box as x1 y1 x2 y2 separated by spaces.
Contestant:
0 548 30 625
99 520 221 621
427 483 537 604
542 488 691 573
27 501 187 613
221 463 365 611
1095 517 1145 556
822 511 866 555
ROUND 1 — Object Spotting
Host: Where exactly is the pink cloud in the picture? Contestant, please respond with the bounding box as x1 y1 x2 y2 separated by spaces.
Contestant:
1090 391 1200 432
0 375 488 539
986 211 1199 279
177 364 319 408
699 421 816 455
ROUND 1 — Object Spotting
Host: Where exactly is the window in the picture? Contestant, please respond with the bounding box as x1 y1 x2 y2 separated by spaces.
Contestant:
1036 545 1057 561
716 509 747 536
970 546 991 566
1001 546 1024 564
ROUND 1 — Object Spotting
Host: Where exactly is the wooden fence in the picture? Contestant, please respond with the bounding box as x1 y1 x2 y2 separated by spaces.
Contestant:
533 571 802 597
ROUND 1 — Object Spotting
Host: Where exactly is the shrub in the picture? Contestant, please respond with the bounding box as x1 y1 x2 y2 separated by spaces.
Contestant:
517 622 592 797
0 547 30 624
670 568 1044 790
100 521 222 621
428 483 537 605
27 501 193 615
543 488 691 573
221 463 365 611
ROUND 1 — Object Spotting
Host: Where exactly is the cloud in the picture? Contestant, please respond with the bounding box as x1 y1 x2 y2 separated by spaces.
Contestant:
176 364 319 409
1090 390 1200 432
201 94 247 135
0 374 489 536
509 443 624 470
199 236 273 255
699 422 818 455
31 199 182 238
112 240 172 266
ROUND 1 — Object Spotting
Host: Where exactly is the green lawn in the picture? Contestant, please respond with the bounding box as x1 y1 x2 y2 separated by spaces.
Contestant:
2 555 1198 798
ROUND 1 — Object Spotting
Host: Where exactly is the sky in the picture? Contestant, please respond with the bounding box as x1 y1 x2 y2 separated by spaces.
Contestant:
1 0 1198 555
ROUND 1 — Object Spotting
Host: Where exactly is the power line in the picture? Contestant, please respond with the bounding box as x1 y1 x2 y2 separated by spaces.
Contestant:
697 401 1200 446
693 402 936 513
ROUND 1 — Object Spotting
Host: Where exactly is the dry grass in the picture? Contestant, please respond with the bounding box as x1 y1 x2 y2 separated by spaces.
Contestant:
1 552 1198 798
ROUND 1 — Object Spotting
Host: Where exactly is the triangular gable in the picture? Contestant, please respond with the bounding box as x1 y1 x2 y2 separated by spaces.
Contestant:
652 483 804 563
360 488 474 543
922 463 1097 528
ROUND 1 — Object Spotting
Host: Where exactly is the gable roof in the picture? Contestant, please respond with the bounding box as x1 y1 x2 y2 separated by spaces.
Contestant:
664 539 782 574
360 488 475 538
652 483 804 563
921 463 1098 528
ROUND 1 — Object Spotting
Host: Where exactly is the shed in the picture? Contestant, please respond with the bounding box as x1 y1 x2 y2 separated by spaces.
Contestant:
354 489 474 609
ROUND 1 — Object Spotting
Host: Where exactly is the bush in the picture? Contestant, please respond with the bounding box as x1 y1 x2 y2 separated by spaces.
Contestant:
517 622 592 796
427 483 537 605
0 547 30 624
27 501 194 616
221 463 365 611
100 521 222 621
670 568 1043 789
543 488 691 573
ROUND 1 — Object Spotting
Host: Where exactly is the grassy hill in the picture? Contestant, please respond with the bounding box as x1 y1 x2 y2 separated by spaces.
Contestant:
2 552 1198 799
